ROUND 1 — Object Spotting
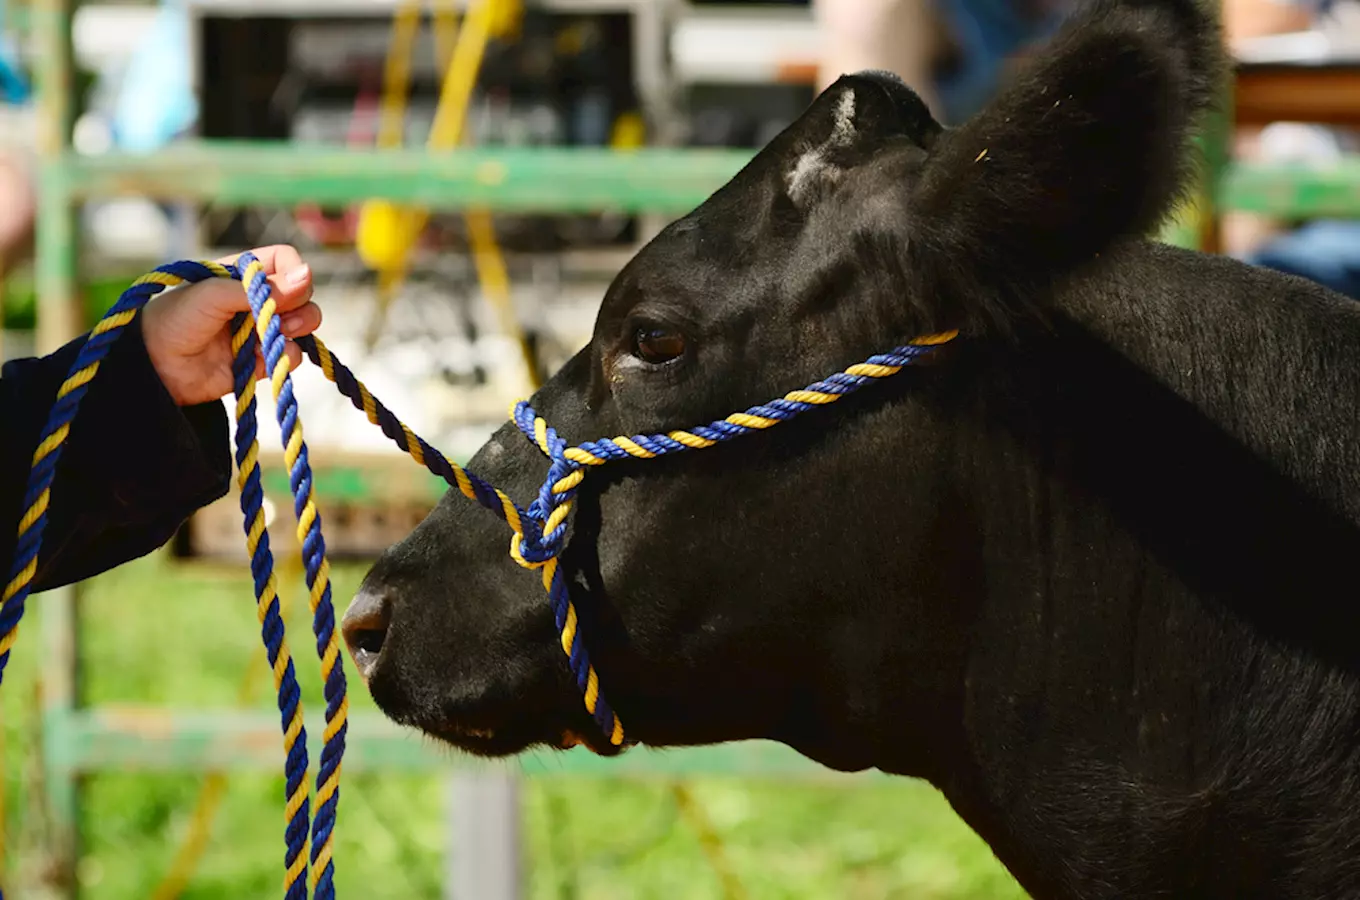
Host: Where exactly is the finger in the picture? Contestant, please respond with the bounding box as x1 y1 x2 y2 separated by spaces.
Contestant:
190 278 254 315
252 339 305 380
280 302 322 339
248 244 311 310
267 264 314 313
216 244 301 274
213 244 312 311
213 270 311 317
194 263 312 317
251 244 305 276
284 339 304 373
250 246 313 312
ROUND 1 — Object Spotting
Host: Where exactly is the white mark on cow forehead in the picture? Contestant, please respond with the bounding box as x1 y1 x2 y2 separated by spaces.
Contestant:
829 89 856 143
786 90 857 203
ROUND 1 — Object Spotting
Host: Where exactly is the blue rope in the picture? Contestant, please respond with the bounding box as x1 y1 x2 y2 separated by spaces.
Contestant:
0 255 341 898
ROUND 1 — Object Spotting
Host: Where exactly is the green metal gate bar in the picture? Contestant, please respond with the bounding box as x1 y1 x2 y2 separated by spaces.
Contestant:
48 143 756 212
50 710 866 779
39 140 1360 219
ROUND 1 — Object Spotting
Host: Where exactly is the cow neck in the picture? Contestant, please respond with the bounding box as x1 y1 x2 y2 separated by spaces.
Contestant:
932 238 1360 899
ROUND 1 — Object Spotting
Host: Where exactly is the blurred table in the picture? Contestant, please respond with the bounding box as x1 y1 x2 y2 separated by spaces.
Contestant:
1197 37 1360 252
1232 29 1360 125
1235 59 1360 126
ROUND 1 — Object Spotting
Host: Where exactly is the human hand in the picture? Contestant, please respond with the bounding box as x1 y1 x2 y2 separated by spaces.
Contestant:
141 245 322 407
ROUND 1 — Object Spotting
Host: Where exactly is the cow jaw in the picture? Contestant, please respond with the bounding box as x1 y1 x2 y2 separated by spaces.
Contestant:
375 686 630 759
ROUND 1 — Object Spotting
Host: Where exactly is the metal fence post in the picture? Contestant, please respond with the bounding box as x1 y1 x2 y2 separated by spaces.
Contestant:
446 771 522 900
32 0 81 893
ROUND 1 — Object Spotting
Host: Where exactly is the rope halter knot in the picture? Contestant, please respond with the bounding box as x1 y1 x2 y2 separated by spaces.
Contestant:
489 335 959 750
505 401 586 569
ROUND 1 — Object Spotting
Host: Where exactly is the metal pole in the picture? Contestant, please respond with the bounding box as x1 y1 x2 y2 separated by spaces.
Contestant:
32 0 81 893
32 0 77 355
446 771 522 900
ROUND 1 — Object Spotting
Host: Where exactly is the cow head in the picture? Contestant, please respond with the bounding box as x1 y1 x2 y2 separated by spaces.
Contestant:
341 0 1223 773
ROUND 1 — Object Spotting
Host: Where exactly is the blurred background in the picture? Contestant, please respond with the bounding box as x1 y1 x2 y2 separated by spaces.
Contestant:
1 0 1358 895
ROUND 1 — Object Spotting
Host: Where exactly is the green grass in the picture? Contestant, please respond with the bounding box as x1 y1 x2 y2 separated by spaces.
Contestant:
1 552 1028 899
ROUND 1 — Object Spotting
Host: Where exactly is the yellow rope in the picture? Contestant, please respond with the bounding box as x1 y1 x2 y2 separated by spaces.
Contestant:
235 256 351 894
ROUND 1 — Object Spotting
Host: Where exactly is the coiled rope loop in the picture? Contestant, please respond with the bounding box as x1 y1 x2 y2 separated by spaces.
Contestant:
0 256 956 897
0 254 345 899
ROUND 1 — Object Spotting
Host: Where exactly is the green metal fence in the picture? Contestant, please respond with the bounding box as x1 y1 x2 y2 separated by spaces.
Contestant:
24 0 1360 892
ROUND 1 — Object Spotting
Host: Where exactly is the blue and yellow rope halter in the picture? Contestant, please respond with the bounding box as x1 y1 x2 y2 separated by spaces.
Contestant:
0 252 956 898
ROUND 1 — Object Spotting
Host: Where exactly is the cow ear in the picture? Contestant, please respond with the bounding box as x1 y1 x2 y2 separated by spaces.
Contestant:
907 0 1226 311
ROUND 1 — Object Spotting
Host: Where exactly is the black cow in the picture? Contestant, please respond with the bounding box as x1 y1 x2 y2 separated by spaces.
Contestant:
340 0 1360 895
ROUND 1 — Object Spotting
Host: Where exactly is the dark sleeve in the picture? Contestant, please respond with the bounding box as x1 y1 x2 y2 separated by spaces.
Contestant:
0 315 233 593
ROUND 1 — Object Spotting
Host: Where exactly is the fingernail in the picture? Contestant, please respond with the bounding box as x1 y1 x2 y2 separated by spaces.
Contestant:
285 264 310 287
281 313 305 334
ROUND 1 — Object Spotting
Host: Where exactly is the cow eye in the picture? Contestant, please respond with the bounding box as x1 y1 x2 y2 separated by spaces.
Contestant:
632 326 686 365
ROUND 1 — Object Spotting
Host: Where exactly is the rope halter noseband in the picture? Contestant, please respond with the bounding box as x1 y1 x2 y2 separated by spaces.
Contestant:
0 252 956 898
305 286 956 751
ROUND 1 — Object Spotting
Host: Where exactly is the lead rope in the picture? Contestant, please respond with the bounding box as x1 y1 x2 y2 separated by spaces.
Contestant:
0 254 955 898
0 256 343 899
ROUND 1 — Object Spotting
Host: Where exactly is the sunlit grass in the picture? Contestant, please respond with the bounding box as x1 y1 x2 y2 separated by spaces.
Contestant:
1 553 1027 899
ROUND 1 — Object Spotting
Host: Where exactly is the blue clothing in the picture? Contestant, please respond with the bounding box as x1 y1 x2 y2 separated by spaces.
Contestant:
1233 0 1357 302
1246 221 1360 302
0 0 29 104
109 0 197 152
0 316 230 593
933 0 1063 123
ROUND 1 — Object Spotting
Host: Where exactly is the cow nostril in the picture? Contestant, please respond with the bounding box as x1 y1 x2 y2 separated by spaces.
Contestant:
351 626 385 657
341 588 393 681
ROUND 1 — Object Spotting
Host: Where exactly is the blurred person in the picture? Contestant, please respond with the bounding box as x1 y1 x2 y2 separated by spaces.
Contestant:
1225 0 1317 43
814 0 1360 302
814 0 1069 124
815 0 945 112
0 151 33 273
1221 0 1360 299
0 245 320 593
0 0 33 272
